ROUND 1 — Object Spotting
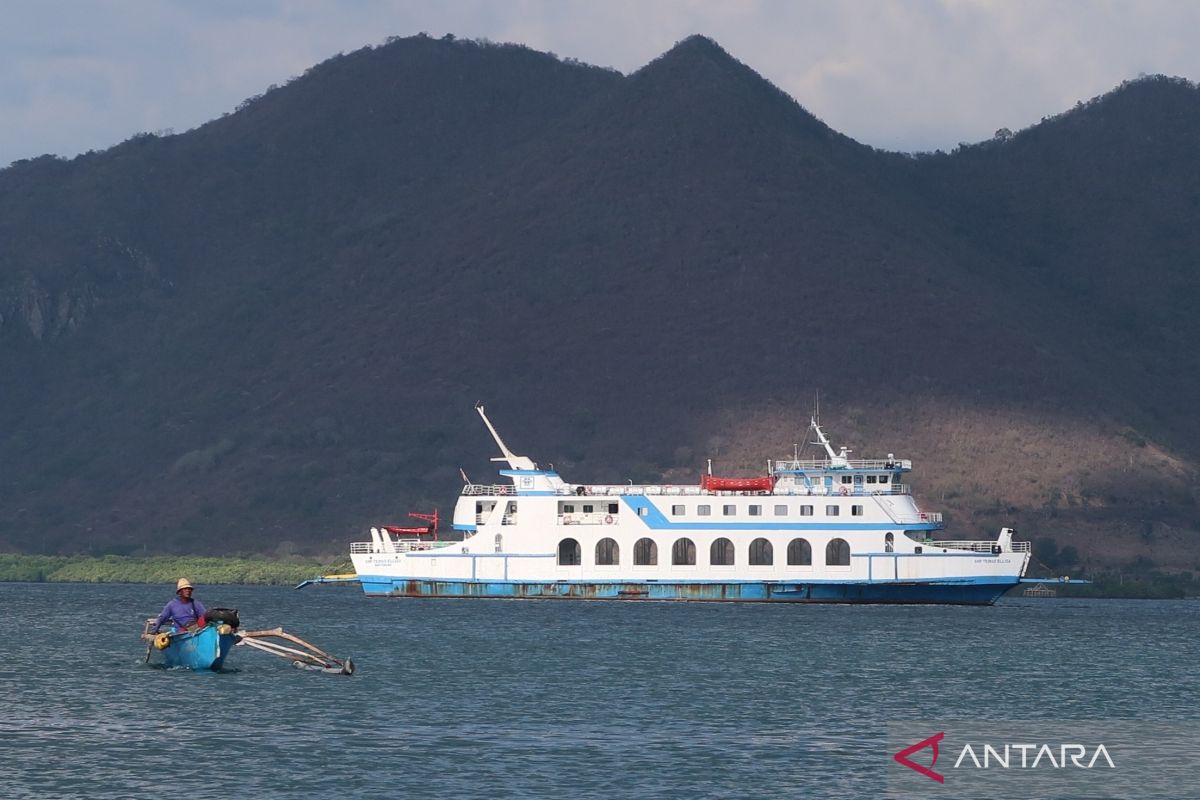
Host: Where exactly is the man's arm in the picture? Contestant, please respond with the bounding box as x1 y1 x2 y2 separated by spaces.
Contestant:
153 601 174 632
194 599 207 620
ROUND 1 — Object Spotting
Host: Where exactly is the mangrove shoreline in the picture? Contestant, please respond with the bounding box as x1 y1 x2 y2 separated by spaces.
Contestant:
0 553 351 586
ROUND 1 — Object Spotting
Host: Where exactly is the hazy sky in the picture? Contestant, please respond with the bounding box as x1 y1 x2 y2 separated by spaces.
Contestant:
3 0 1198 166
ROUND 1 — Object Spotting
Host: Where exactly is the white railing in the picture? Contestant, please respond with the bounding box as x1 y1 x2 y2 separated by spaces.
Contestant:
768 484 912 496
350 540 456 554
773 458 913 471
928 540 1032 553
463 481 923 500
560 512 619 526
887 510 944 525
462 484 517 496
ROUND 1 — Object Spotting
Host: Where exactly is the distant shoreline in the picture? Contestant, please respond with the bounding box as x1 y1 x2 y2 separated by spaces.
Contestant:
0 553 350 586
2 553 1191 598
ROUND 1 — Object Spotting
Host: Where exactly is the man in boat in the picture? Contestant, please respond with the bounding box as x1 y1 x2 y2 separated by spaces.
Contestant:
152 578 207 632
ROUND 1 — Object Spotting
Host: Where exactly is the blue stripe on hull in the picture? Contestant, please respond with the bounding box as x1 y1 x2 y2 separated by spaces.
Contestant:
358 577 1013 605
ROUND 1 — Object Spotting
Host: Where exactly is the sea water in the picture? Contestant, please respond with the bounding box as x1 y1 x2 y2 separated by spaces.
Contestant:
0 583 1196 798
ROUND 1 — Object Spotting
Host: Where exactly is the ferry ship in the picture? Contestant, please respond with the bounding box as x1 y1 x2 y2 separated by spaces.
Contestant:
349 404 1031 604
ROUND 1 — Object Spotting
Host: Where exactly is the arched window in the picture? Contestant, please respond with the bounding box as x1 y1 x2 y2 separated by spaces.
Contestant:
710 537 734 566
787 538 812 566
634 538 657 566
749 537 773 565
672 538 696 565
558 538 581 566
595 537 620 566
826 538 850 566
885 532 894 553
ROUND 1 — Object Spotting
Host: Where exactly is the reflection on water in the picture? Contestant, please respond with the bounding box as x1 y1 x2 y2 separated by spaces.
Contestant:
0 583 1196 799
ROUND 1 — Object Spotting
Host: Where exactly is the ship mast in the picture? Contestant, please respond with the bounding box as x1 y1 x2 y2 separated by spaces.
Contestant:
809 416 851 468
475 403 537 470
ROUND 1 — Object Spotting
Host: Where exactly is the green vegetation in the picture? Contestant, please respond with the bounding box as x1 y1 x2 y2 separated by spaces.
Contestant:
0 554 352 586
1055 571 1200 600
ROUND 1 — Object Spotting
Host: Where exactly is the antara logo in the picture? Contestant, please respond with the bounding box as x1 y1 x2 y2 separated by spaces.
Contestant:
894 732 1116 783
894 732 945 783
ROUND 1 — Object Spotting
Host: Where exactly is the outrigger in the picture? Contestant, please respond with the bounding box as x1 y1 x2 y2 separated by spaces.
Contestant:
141 609 354 675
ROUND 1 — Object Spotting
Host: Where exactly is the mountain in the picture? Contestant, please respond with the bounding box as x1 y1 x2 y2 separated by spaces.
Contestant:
1 34 1198 574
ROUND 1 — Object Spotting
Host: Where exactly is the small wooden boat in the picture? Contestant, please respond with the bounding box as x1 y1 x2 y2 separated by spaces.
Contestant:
141 610 353 675
142 621 237 671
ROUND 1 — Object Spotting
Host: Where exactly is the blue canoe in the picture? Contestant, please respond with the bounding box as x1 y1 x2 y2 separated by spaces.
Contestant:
145 624 237 671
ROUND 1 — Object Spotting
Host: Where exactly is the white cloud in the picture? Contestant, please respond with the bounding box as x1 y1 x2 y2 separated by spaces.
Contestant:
1 0 1198 165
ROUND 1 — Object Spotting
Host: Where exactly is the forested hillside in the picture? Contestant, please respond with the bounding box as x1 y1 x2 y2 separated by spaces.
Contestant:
1 34 1197 575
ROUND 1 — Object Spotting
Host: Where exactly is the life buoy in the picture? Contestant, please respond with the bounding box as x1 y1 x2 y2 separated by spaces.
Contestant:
563 514 573 524
604 514 614 525
839 486 849 496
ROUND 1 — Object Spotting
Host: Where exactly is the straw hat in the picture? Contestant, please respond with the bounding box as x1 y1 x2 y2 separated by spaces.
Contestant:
176 578 194 592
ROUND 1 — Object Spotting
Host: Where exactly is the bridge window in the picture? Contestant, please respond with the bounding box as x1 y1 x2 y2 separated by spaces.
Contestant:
562 504 576 514
841 476 852 484
672 538 696 565
749 538 773 565
671 504 684 516
596 537 620 565
866 475 877 484
723 504 736 516
634 538 658 566
800 505 813 516
583 504 594 513
608 503 619 514
774 504 788 516
558 538 581 566
787 538 812 565
826 505 839 516
851 505 863 516
749 504 762 516
885 532 894 553
880 475 889 484
710 537 735 566
826 538 850 566
697 504 711 516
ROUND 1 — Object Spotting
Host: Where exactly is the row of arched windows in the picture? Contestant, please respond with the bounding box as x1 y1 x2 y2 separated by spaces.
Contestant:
557 537 852 567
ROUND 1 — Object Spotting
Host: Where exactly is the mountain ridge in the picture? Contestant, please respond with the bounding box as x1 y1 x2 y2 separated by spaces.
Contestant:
0 35 1197 577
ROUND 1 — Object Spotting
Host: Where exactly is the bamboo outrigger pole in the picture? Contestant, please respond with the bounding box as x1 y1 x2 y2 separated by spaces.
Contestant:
235 628 355 675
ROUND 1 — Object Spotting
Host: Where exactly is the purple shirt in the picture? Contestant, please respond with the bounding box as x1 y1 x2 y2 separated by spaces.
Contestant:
154 596 207 631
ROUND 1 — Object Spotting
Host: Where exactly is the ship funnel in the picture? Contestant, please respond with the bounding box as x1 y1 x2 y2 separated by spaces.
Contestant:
475 403 537 471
